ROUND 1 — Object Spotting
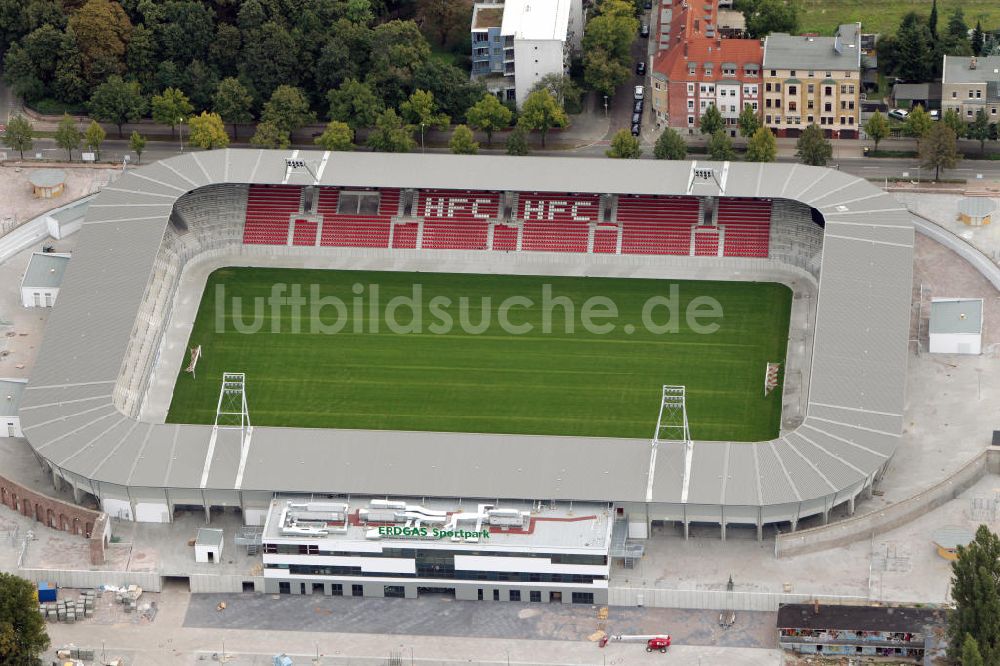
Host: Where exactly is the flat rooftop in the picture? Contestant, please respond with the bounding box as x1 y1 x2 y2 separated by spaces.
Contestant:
263 498 612 552
930 298 983 335
21 252 70 289
0 378 27 418
501 0 571 41
473 5 505 29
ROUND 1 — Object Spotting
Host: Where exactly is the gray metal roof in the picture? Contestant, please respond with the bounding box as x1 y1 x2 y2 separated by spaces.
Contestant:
18 151 913 511
763 24 862 71
958 197 997 218
21 252 70 289
0 378 27 418
942 55 1000 84
929 299 982 335
28 169 66 188
196 527 224 547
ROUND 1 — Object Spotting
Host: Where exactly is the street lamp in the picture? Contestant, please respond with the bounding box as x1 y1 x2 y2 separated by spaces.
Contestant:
420 122 426 153
178 117 185 152
603 95 609 117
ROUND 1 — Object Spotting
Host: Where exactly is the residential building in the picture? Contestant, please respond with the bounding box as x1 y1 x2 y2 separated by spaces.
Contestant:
650 0 763 134
261 497 615 602
761 23 863 138
470 0 583 107
941 55 1000 123
777 603 945 660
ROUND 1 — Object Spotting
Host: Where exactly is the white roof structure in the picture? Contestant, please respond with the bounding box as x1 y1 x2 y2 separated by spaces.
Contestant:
21 252 70 289
1 378 27 418
18 151 913 527
929 299 983 335
501 0 572 40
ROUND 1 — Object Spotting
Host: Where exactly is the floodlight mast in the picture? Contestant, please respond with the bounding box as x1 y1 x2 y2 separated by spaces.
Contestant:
284 157 318 181
645 385 693 503
686 163 728 195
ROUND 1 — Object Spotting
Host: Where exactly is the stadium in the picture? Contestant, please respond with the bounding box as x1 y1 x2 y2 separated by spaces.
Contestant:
16 150 913 600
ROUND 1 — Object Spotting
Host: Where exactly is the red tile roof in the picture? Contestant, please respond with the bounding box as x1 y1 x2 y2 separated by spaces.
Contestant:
652 1 762 82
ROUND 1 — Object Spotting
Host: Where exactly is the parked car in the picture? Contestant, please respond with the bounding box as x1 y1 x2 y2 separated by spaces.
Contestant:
646 636 671 653
631 122 641 136
634 85 645 101
640 23 650 37
887 108 909 121
632 112 641 124
636 61 646 75
633 99 644 113
929 109 940 121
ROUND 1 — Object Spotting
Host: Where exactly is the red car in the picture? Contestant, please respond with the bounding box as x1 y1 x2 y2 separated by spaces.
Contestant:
646 636 671 653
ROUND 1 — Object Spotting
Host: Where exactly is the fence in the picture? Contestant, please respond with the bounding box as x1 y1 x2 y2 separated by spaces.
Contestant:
775 448 1000 558
608 586 869 612
9 567 161 591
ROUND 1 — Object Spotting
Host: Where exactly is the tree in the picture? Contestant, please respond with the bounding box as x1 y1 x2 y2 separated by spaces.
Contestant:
261 85 316 135
929 0 938 40
66 0 133 85
920 124 960 181
745 126 777 162
707 129 735 161
151 87 194 139
506 125 529 155
795 124 832 166
736 0 800 38
314 120 354 151
968 108 990 154
584 49 631 98
582 3 638 97
699 105 724 136
400 88 450 148
54 114 82 162
530 73 583 115
963 635 985 666
881 13 936 82
904 105 933 149
327 79 383 130
415 0 468 48
88 75 148 138
948 526 1000 664
84 120 106 160
654 127 687 160
518 89 568 148
1 114 33 160
606 128 642 158
737 104 760 138
129 130 146 164
249 120 290 149
863 111 890 152
449 124 479 154
239 21 300 102
0 572 50 664
213 77 254 139
944 8 971 54
413 59 486 122
367 109 416 153
972 21 984 56
188 112 230 150
942 108 965 137
466 94 512 146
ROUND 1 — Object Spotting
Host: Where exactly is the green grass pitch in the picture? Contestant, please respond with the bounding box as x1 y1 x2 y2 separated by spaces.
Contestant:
166 268 792 441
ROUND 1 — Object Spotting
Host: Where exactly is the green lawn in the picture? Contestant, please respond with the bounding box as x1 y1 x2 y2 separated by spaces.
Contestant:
800 0 1000 35
166 268 792 441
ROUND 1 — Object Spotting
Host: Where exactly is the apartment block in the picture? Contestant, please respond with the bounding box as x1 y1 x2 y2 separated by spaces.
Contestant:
471 0 583 107
761 23 862 138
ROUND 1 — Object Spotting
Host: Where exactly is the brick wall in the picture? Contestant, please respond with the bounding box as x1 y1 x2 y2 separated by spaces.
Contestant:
0 473 108 565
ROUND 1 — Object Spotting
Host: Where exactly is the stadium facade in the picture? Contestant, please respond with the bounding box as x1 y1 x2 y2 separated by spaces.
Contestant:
19 152 913 577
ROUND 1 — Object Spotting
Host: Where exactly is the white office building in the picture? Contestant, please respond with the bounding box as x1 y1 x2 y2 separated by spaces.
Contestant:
261 498 613 603
471 0 583 107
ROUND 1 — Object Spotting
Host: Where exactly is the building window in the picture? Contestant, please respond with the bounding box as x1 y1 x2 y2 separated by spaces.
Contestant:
572 593 595 604
808 70 814 77
968 90 974 98
765 82 772 92
687 100 694 110
775 83 781 93
824 102 832 112
687 83 695 94
509 590 521 602
825 71 831 77
807 100 814 109
752 102 758 111
332 584 343 596
765 115 772 123
807 84 814 94
992 108 998 115
384 585 405 598
952 91 957 98
278 582 290 594
493 589 500 600
976 90 982 98
352 584 363 597
788 101 797 111
478 589 484 600
968 109 974 116
687 116 695 125
807 115 814 123
849 116 855 125
788 85 797 95
770 69 776 76
530 591 542 602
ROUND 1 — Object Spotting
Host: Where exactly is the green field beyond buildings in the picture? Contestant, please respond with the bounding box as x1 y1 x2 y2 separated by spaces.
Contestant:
800 0 1000 35
166 268 792 441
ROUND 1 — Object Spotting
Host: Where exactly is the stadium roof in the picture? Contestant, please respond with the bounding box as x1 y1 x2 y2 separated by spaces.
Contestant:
19 151 913 513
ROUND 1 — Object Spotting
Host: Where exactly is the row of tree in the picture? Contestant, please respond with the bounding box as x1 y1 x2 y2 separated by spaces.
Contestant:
864 105 996 155
879 1 988 83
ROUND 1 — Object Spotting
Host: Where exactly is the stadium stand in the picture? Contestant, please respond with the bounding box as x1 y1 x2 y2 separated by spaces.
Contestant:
519 193 600 253
291 219 319 246
617 195 700 255
491 224 519 251
592 226 619 254
768 199 823 276
717 197 771 258
392 222 419 249
242 184 302 245
692 226 721 256
417 189 499 250
317 188 399 248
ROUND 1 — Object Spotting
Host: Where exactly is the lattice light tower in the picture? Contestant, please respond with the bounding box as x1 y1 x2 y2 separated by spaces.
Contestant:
646 385 694 503
215 372 251 435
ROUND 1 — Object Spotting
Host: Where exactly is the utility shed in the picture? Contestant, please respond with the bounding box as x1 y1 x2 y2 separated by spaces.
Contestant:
957 197 996 226
0 378 27 438
20 252 70 308
929 298 983 355
195 528 224 564
777 603 946 660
